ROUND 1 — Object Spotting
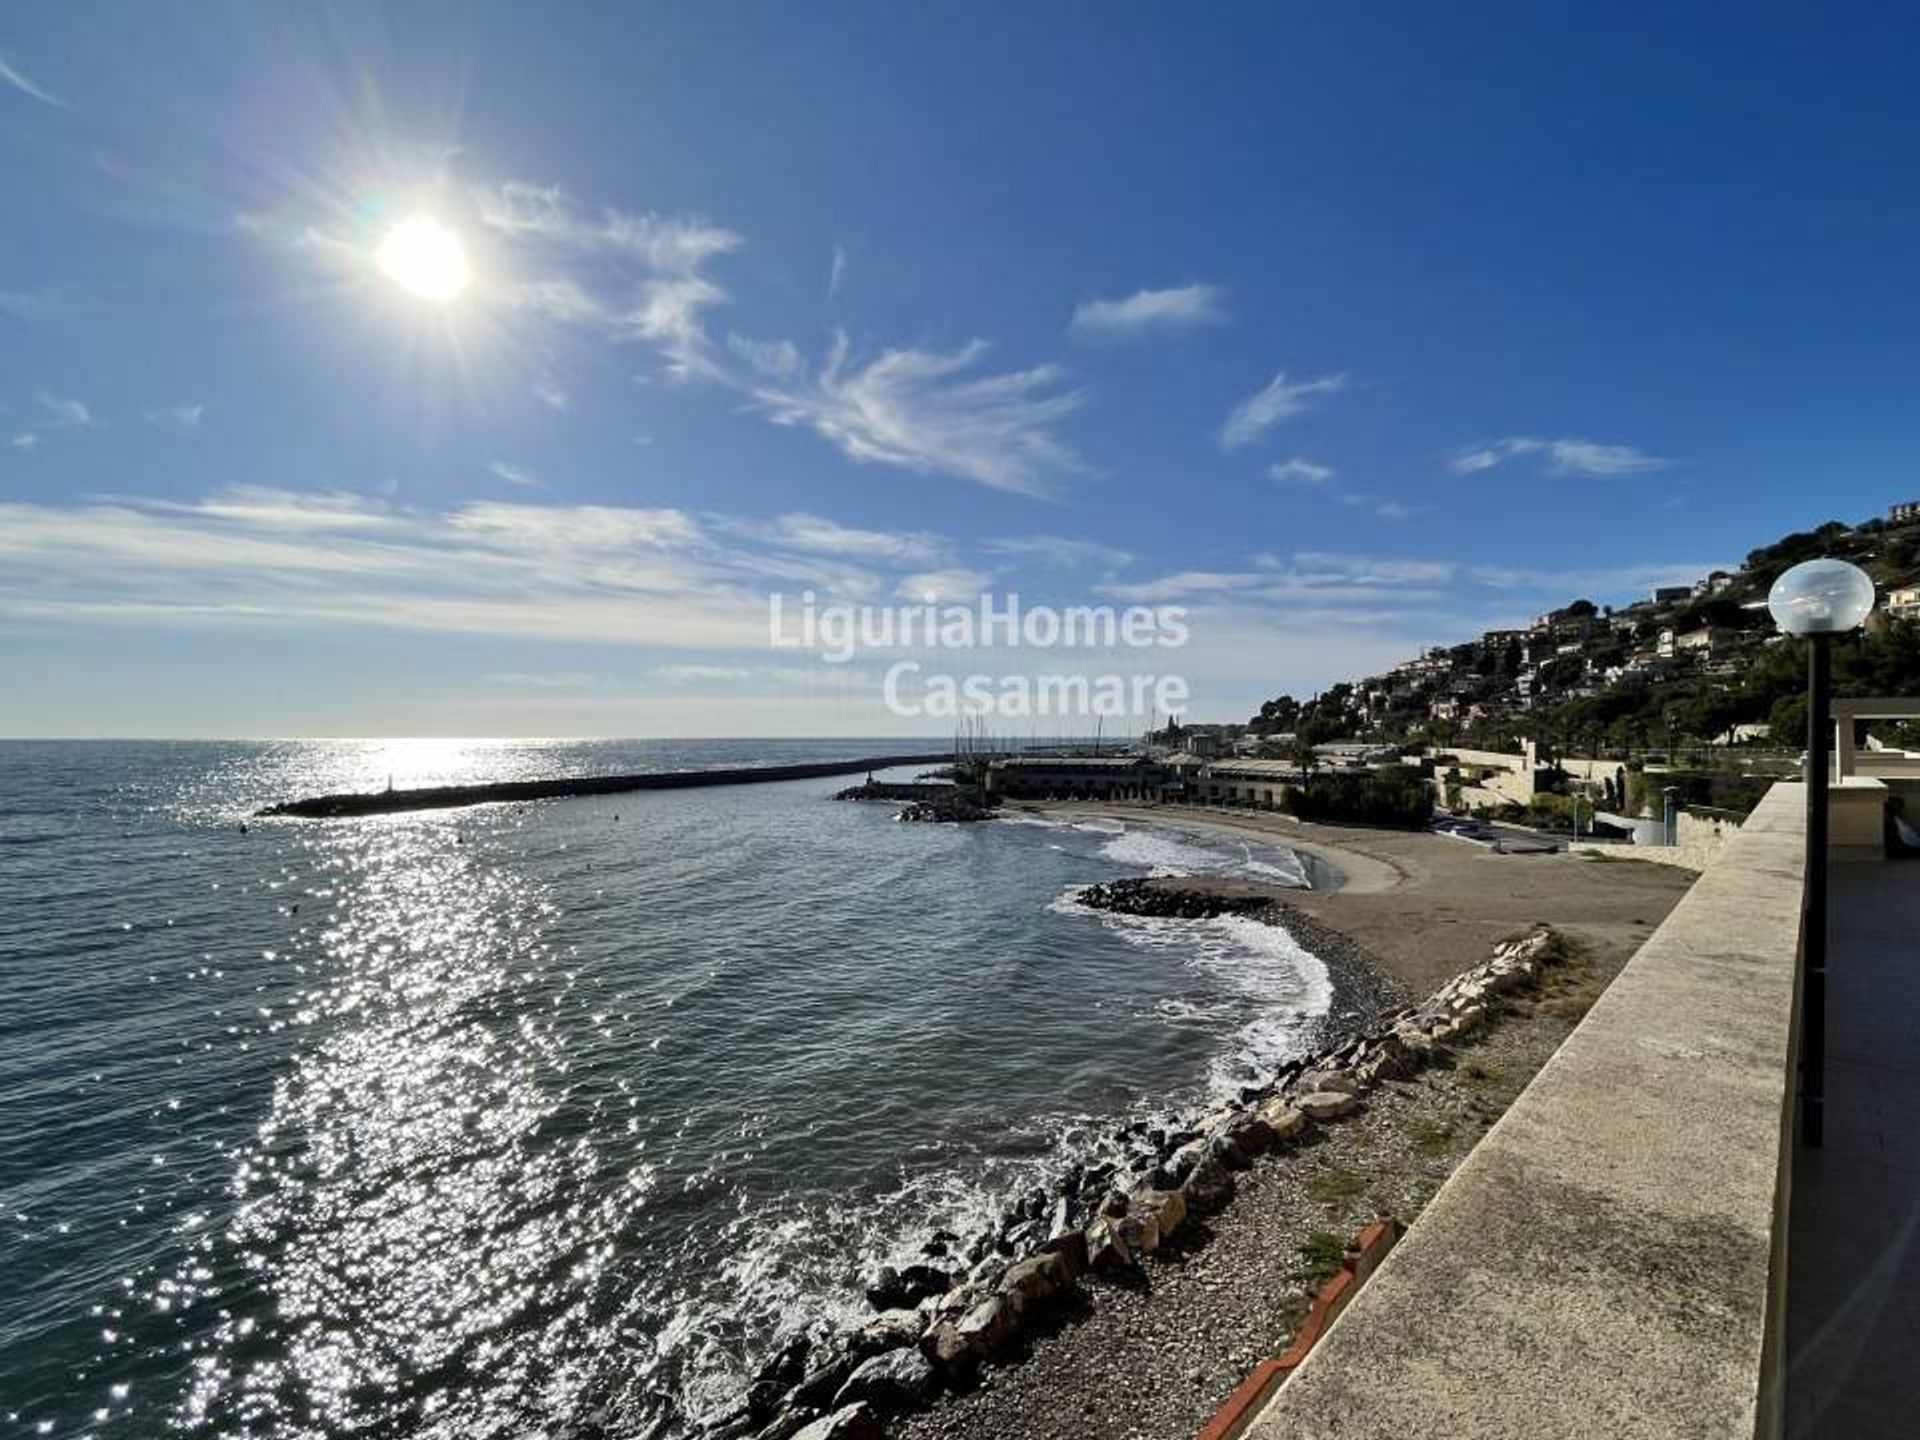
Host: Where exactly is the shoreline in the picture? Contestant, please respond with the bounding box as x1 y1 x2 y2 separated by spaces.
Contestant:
715 810 1697 1440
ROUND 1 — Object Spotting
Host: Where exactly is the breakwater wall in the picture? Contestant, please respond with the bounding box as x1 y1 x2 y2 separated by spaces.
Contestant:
259 753 954 819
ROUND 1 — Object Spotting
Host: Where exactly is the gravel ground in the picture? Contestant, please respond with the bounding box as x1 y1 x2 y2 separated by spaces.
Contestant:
895 935 1623 1440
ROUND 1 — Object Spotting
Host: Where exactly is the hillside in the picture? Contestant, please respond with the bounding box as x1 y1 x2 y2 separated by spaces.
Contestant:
1247 504 1920 757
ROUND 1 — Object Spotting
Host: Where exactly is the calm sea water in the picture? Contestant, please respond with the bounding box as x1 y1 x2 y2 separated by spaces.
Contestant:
0 740 1336 1439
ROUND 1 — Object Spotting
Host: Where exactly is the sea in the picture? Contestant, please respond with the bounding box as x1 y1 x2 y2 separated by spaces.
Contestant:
0 739 1344 1439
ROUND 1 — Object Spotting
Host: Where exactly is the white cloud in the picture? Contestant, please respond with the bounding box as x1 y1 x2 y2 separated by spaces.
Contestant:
532 374 569 411
1468 562 1723 595
896 567 993 602
740 512 946 565
37 391 94 428
1450 436 1669 477
829 243 848 299
1096 570 1265 603
652 663 754 683
747 333 1085 497
0 53 69 109
487 460 541 488
1269 457 1333 485
144 404 204 434
486 671 596 688
984 535 1133 572
1071 283 1227 339
1220 371 1346 449
1288 552 1458 585
480 180 1082 495
9 432 36 450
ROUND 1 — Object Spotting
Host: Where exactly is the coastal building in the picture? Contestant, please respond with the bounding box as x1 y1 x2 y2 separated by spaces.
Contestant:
1651 585 1692 604
1891 500 1920 523
983 755 1167 801
1886 585 1920 620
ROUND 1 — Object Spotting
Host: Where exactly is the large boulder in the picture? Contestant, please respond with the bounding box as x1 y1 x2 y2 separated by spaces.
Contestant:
865 1262 952 1311
1295 1067 1362 1098
1132 1186 1187 1242
1256 1100 1307 1141
1294 1090 1359 1122
923 1321 975 1371
1182 1155 1236 1215
834 1346 936 1413
1114 1209 1160 1257
1084 1216 1136 1273
787 1352 860 1414
851 1309 924 1356
789 1404 885 1440
954 1294 1017 1356
999 1250 1074 1307
746 1335 812 1420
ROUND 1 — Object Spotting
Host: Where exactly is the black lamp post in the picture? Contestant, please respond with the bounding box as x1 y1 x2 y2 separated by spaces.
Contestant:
1767 558 1875 1149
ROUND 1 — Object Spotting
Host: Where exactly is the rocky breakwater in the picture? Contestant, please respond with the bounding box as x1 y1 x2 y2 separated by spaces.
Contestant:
832 781 999 824
704 884 1566 1440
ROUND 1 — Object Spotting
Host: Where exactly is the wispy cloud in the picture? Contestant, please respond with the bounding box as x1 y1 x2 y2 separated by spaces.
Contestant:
1269 457 1334 485
730 512 947 565
1220 371 1347 449
532 373 569 411
0 53 70 110
1287 551 1459 585
896 566 993 602
985 535 1133 573
828 243 848 299
486 671 596 688
745 333 1085 498
1096 570 1266 603
37 391 94 428
487 460 542 488
8 433 37 451
651 663 754 683
1071 283 1227 340
480 179 1083 496
1450 436 1669 477
144 404 204 434
1468 561 1722 594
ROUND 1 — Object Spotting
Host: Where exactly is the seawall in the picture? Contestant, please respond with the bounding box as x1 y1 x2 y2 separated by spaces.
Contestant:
259 752 955 818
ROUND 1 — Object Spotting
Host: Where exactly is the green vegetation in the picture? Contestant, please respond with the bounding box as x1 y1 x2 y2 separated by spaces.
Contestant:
1284 763 1433 828
1303 1167 1369 1205
1296 1229 1348 1283
1399 1116 1456 1156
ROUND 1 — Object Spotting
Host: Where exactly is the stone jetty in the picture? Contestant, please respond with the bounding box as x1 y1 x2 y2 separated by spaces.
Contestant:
705 887 1565 1440
259 753 954 818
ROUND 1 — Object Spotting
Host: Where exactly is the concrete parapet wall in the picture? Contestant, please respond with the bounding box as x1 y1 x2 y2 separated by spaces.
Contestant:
1244 783 1806 1440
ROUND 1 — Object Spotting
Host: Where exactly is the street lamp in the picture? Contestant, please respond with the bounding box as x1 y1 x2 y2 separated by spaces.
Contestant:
1767 557 1876 1148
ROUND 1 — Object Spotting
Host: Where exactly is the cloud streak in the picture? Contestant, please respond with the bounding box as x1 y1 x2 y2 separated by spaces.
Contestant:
1220 371 1347 449
1071 283 1227 339
0 53 70 109
1450 436 1669 477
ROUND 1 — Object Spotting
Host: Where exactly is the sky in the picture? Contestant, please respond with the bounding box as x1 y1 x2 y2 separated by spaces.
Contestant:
3 1 1919 738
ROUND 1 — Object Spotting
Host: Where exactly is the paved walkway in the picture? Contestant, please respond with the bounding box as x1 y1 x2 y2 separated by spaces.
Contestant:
1787 860 1920 1438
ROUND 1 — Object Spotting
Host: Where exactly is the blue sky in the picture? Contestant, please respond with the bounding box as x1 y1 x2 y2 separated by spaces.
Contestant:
3 2 1918 737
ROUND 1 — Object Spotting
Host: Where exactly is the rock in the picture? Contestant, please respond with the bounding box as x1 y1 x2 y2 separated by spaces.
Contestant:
747 1335 812 1419
866 1262 952 1311
1132 1186 1187 1242
1164 1138 1209 1185
954 1295 1016 1356
999 1251 1073 1306
834 1346 936 1412
1084 1216 1136 1273
752 1410 825 1440
1295 1067 1361 1097
1039 1222 1089 1277
851 1308 925 1356
788 1352 860 1414
924 1321 976 1371
1097 1187 1130 1218
1220 1112 1276 1159
1182 1155 1236 1215
1294 1090 1360 1122
789 1404 884 1440
1115 1209 1160 1257
1256 1100 1307 1141
1207 1130 1251 1172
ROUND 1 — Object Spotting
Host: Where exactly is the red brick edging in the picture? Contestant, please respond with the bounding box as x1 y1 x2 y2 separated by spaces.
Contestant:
1193 1218 1401 1440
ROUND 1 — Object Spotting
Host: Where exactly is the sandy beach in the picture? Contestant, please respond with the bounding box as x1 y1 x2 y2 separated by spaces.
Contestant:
1017 801 1694 992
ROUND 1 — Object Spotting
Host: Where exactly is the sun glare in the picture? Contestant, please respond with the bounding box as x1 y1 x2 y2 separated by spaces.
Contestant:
376 216 472 302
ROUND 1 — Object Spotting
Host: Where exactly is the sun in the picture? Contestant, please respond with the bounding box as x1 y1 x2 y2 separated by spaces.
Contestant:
375 216 472 302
